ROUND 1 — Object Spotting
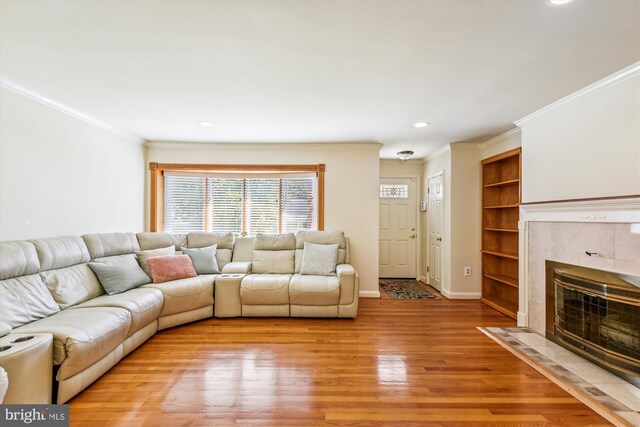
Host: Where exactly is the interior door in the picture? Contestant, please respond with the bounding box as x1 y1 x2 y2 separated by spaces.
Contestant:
428 173 444 291
379 178 417 278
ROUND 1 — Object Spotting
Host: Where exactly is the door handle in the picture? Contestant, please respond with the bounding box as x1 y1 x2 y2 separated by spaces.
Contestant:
410 234 416 238
436 237 442 242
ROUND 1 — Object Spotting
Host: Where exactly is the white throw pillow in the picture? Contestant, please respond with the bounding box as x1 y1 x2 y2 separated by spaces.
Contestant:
300 242 339 276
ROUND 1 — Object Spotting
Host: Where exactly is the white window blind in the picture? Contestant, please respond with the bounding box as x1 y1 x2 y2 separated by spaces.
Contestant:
246 178 280 234
164 175 207 233
208 178 243 234
164 172 317 234
282 177 317 233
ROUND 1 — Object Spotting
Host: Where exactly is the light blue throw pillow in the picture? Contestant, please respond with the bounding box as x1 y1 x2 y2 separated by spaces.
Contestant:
89 254 151 295
182 244 220 274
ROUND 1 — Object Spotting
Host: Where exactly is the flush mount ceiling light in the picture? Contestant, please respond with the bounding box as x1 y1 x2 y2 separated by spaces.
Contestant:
397 150 414 161
413 122 430 128
199 121 214 127
548 0 573 5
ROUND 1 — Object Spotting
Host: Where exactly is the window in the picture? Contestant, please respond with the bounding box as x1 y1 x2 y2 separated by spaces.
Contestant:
150 163 324 234
380 184 408 198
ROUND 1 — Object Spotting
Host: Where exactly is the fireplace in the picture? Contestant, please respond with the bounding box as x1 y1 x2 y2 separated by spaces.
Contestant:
545 261 640 386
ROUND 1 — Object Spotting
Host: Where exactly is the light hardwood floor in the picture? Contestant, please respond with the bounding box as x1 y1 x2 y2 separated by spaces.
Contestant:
69 296 610 426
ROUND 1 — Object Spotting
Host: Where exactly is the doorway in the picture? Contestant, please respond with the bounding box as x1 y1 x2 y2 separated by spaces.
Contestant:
379 177 417 278
427 172 444 291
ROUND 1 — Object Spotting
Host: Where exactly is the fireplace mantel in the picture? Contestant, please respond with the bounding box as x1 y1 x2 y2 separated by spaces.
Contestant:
518 196 640 327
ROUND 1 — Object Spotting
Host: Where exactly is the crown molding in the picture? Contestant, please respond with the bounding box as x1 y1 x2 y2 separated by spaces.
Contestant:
514 61 640 127
0 77 144 144
478 127 521 150
145 141 382 151
425 144 451 161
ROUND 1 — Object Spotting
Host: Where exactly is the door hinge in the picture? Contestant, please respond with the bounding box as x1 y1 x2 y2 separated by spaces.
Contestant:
427 266 430 272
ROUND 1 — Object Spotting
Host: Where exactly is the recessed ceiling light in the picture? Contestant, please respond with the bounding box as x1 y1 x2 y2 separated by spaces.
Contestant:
548 0 573 5
414 122 430 128
199 121 214 127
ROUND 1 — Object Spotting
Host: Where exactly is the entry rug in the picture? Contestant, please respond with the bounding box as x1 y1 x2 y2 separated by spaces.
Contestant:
379 279 439 299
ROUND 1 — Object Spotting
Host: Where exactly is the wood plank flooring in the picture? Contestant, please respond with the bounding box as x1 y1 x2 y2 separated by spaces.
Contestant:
69 297 611 426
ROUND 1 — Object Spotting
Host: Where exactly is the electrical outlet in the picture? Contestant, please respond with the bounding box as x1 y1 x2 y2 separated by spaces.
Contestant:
464 266 472 277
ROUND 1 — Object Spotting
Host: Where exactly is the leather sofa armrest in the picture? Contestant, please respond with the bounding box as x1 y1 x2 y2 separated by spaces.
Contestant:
0 321 11 338
337 264 357 305
222 262 252 274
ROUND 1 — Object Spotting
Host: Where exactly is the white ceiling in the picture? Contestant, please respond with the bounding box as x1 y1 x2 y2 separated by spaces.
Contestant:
1 0 639 159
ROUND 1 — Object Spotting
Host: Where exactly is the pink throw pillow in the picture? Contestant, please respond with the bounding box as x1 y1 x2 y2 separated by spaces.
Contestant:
147 255 197 284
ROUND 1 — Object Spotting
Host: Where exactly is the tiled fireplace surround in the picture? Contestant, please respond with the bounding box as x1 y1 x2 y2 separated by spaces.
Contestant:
519 197 640 333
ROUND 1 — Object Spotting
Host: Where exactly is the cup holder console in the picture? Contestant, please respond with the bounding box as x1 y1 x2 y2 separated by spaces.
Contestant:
0 345 12 352
10 336 35 343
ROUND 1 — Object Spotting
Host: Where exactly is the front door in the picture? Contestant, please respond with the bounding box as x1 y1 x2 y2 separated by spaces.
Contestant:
379 178 417 278
428 173 444 291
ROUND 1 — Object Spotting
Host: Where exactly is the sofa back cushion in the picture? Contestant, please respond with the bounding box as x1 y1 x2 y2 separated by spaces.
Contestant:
40 264 105 309
255 233 296 250
252 250 295 274
82 233 140 259
251 233 295 274
0 274 60 328
31 236 90 271
187 232 234 269
0 241 40 280
295 230 347 273
136 232 187 251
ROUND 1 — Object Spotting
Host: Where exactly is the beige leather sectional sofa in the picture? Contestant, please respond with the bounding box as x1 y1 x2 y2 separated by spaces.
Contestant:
0 230 358 404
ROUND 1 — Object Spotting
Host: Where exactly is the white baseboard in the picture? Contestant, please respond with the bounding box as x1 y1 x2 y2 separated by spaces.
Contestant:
517 311 528 327
417 275 428 284
441 290 481 299
359 290 381 298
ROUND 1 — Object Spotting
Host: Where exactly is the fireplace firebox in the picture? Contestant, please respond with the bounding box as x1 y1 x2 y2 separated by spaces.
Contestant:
545 261 640 387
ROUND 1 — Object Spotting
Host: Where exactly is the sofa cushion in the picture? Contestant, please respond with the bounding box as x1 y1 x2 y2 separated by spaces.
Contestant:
0 241 40 280
252 250 295 274
135 245 175 276
82 233 140 259
0 274 60 328
147 255 197 284
299 242 339 275
240 274 291 305
13 306 131 380
70 288 163 337
41 264 105 309
182 245 220 274
88 254 151 295
30 236 90 271
289 274 340 305
255 233 295 250
142 275 215 317
136 232 187 251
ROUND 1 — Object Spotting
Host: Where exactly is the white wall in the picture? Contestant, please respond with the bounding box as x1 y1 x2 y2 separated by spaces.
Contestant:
449 144 482 297
519 70 640 203
147 141 381 295
0 87 146 240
